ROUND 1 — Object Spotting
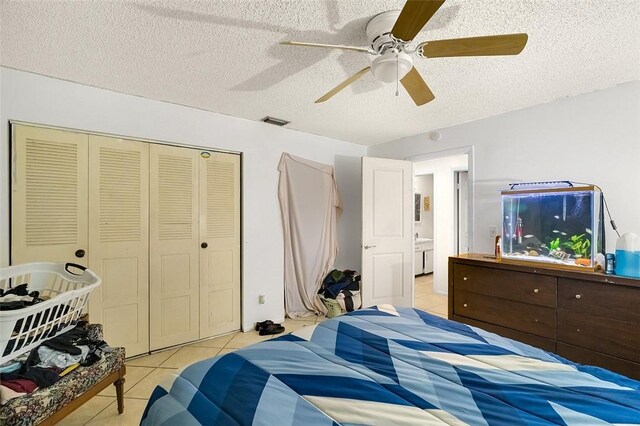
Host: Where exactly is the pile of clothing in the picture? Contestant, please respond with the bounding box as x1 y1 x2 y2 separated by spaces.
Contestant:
0 283 44 311
0 322 112 404
318 269 361 318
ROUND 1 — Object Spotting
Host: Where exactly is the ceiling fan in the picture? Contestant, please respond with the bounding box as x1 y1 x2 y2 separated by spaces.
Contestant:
281 0 528 106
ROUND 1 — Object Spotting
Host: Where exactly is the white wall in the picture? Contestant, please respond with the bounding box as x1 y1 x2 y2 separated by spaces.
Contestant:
414 155 468 294
414 174 434 239
334 155 362 272
0 67 367 332
370 82 640 255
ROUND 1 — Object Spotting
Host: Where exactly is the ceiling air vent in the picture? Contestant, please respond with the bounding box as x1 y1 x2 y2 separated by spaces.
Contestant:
261 116 290 127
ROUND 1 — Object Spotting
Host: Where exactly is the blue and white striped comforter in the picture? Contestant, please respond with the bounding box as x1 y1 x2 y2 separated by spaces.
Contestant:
141 305 640 425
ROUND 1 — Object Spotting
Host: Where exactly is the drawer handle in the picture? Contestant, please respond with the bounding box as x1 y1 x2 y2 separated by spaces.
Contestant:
576 328 581 332
533 288 539 293
463 277 468 281
463 303 468 308
575 294 582 299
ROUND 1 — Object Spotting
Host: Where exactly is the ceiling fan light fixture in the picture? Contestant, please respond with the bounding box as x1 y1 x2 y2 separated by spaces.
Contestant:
282 1 528 106
371 50 413 83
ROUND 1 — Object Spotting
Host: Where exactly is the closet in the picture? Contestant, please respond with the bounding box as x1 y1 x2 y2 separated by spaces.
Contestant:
11 124 241 357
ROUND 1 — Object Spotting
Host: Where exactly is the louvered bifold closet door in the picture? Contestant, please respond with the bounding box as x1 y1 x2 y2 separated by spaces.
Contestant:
11 125 89 265
199 152 241 339
149 144 200 350
88 136 149 356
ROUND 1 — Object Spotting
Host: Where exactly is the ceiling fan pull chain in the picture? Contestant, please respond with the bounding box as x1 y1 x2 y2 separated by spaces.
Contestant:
395 53 400 96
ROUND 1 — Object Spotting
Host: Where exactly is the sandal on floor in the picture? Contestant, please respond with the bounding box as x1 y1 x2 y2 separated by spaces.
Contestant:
255 320 274 331
259 324 285 336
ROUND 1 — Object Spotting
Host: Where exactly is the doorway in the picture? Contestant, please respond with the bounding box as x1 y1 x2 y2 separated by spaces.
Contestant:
414 174 434 278
410 149 472 318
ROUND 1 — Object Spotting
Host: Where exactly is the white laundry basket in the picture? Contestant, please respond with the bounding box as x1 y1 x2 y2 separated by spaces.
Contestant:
0 262 101 364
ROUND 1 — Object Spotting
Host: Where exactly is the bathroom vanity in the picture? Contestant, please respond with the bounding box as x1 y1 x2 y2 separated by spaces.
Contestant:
415 238 434 276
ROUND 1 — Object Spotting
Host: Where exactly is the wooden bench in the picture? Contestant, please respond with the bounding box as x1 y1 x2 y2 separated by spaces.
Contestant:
0 324 126 425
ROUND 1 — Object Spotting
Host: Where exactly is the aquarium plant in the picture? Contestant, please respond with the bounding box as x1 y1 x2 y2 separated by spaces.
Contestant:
563 234 591 259
549 237 561 251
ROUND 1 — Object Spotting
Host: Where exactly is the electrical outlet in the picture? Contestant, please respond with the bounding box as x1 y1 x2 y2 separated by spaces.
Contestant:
489 226 497 238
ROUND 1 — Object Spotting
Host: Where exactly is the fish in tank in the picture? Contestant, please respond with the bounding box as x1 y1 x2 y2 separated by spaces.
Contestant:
500 185 603 270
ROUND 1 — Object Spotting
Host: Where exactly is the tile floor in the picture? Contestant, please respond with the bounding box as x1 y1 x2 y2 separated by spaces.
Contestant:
60 316 324 425
414 274 448 318
61 281 446 425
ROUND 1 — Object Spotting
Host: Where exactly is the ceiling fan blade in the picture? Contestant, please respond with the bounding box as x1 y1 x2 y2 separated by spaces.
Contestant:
400 67 435 106
315 67 371 103
281 41 371 53
418 33 528 58
391 0 446 42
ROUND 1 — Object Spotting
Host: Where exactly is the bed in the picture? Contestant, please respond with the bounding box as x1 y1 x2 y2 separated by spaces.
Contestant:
141 306 640 425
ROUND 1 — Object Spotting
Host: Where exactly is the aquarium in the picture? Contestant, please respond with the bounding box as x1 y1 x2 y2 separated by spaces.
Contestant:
500 185 603 270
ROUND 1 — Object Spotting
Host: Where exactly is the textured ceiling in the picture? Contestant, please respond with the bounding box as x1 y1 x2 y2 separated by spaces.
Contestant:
1 0 639 145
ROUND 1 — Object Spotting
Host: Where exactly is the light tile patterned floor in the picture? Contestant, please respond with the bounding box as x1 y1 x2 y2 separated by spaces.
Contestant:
62 285 446 425
61 315 328 425
414 274 448 318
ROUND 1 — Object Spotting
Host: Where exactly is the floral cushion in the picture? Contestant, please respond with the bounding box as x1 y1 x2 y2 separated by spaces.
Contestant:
0 324 125 426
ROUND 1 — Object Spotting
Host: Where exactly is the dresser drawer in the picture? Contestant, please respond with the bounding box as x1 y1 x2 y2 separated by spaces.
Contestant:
557 343 640 381
454 289 556 339
453 315 556 352
558 278 640 323
453 264 556 308
557 309 640 363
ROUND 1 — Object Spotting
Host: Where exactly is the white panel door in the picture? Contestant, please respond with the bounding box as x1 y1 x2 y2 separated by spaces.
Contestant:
88 135 149 356
11 124 89 265
199 151 241 339
361 157 413 308
150 144 200 350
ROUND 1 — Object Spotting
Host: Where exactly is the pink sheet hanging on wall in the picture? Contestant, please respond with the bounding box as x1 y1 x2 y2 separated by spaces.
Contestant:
278 153 342 317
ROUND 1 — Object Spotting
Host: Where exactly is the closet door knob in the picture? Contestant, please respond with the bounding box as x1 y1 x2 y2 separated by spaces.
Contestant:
534 288 539 293
75 249 85 258
201 242 208 249
575 294 581 299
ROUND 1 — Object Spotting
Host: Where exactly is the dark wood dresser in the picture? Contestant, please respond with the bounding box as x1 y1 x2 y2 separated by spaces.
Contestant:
449 254 640 380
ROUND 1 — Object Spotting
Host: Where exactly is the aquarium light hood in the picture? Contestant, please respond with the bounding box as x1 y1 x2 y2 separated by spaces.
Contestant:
508 181 576 190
